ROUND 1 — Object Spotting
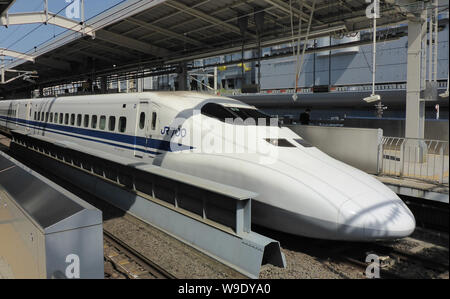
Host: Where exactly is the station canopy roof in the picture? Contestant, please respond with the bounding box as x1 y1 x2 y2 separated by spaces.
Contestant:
1 0 418 94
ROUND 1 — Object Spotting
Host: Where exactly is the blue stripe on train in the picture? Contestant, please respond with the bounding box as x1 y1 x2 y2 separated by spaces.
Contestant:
0 116 193 154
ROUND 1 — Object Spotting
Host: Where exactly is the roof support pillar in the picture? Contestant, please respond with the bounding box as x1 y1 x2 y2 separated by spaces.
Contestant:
405 10 427 140
405 10 428 162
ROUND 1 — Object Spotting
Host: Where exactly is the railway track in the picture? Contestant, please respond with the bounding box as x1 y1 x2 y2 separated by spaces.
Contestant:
333 238 449 279
103 230 176 279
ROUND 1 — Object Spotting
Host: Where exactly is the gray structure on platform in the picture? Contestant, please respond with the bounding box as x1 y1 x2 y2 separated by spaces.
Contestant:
0 151 104 279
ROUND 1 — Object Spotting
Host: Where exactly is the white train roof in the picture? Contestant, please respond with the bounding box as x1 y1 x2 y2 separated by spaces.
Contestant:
17 91 255 111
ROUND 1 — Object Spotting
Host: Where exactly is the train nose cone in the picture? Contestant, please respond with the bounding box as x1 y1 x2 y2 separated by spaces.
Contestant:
338 199 416 241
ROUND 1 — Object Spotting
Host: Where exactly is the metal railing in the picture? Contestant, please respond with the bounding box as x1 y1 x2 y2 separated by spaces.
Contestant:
380 137 449 185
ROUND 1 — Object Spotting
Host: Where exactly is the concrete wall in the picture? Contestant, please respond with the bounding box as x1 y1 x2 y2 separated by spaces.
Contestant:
344 118 449 141
287 125 383 174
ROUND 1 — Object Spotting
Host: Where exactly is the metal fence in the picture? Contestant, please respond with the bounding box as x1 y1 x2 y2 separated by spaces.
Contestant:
380 137 449 185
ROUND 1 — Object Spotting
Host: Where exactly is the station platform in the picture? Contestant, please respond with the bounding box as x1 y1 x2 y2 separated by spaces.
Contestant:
375 175 448 204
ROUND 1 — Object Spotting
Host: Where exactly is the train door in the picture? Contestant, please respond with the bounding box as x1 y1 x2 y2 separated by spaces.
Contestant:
134 101 149 157
26 101 31 132
146 103 161 155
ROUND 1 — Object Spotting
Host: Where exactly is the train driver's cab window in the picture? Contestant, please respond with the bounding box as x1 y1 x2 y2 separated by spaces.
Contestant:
201 103 235 122
118 117 126 133
139 112 145 130
99 116 106 130
109 116 116 131
151 112 157 130
84 115 89 128
77 114 82 127
91 115 98 129
65 113 69 125
264 138 296 147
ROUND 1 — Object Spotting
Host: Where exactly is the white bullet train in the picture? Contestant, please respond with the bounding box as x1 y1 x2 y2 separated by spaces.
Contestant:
0 91 415 241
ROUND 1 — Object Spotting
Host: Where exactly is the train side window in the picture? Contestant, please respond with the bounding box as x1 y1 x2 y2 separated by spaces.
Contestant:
46 112 49 122
54 113 58 123
34 112 37 120
99 116 106 130
91 115 97 129
70 114 75 126
65 113 69 125
151 112 157 130
77 114 82 127
84 115 89 128
109 116 116 131
37 112 40 121
41 112 44 121
50 113 53 123
139 112 145 130
118 117 126 133
59 113 64 124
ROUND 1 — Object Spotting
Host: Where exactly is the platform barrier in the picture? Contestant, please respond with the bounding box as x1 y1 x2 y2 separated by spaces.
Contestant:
10 133 286 279
287 125 383 174
0 151 104 279
380 137 449 185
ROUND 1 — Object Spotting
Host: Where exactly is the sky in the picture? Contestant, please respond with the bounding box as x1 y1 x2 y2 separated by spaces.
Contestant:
0 0 124 61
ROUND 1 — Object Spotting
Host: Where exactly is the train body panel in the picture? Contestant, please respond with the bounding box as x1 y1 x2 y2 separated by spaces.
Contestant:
0 91 415 241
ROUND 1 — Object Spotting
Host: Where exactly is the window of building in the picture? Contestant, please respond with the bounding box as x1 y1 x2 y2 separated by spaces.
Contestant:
70 114 75 126
99 116 106 130
139 112 145 130
118 117 126 133
109 116 116 131
151 112 157 130
77 114 82 127
84 115 89 128
91 115 97 129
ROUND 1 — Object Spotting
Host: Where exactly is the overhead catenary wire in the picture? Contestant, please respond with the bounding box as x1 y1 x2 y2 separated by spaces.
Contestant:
5 0 448 94
6 1 273 66
5 0 75 51
296 0 316 91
